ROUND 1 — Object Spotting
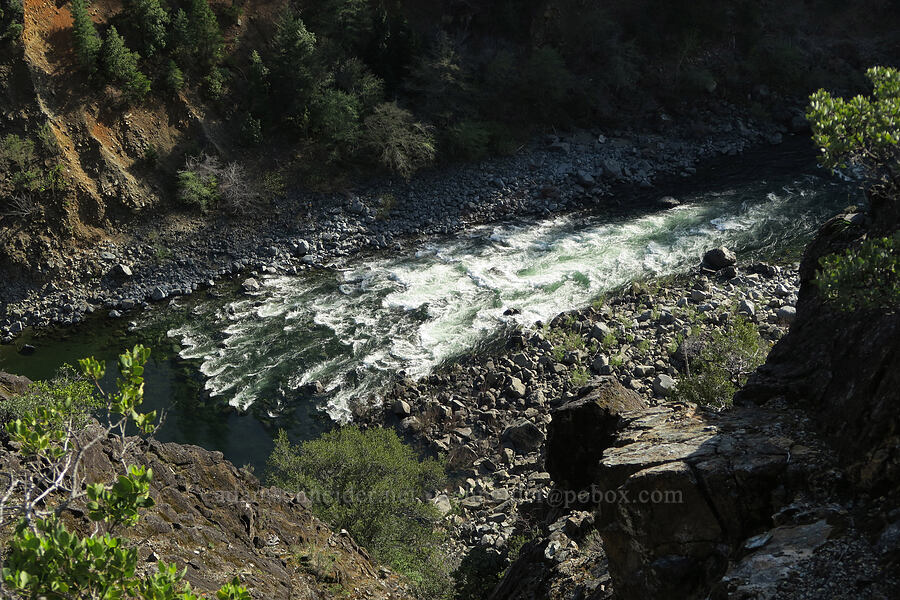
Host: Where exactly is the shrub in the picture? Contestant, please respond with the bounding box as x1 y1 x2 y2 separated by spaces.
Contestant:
807 66 900 197
0 364 100 430
0 133 34 168
177 168 219 211
266 426 451 598
311 88 361 163
446 121 491 161
178 154 261 214
202 66 225 99
362 102 435 179
570 365 590 387
816 234 899 312
674 317 769 410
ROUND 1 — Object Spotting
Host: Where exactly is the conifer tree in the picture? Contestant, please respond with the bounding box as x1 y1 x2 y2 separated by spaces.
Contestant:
188 0 224 71
101 26 151 100
126 0 169 57
69 0 101 72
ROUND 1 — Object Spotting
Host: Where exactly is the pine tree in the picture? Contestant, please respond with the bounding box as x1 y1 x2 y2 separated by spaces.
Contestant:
170 8 191 66
188 0 223 70
69 0 101 72
101 26 150 100
126 0 169 57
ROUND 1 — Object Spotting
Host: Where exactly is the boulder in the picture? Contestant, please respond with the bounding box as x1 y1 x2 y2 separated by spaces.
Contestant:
110 264 133 279
545 376 646 490
501 419 545 454
150 287 167 302
652 374 676 397
595 405 818 600
0 371 32 403
242 278 261 293
431 494 453 517
506 377 527 399
391 400 411 417
775 306 796 324
702 247 737 270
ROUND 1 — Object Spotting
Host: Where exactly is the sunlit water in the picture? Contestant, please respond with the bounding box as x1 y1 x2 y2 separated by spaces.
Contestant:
0 143 858 468
167 176 851 422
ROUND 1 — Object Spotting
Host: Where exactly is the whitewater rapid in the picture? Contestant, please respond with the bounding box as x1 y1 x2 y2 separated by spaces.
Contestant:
166 176 849 420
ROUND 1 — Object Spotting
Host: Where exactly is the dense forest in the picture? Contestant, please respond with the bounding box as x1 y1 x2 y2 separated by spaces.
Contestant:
3 0 898 187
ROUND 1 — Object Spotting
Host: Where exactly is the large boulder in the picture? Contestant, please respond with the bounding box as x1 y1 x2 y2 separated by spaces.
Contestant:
545 376 646 490
702 247 737 270
594 404 821 600
0 371 32 403
501 419 545 454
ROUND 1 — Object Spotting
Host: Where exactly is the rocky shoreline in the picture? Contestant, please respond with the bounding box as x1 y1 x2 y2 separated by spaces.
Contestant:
0 104 803 344
364 250 800 576
362 238 898 599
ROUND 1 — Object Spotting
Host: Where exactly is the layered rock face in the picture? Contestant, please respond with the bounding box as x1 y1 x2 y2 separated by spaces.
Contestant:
586 403 825 599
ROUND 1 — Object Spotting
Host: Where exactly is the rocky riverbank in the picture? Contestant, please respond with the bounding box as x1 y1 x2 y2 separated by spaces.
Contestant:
362 233 898 598
362 249 798 581
0 104 802 344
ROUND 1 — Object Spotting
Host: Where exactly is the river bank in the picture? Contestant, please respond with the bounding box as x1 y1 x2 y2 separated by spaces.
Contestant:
362 230 896 599
0 104 800 344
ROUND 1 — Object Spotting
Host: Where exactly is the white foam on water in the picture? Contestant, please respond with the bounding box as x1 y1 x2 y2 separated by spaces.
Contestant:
164 177 846 421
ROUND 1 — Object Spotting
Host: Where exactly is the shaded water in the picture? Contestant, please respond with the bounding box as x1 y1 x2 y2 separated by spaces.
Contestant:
0 141 859 469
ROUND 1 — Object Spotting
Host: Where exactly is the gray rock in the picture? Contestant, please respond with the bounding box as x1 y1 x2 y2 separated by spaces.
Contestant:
501 419 545 454
690 289 709 303
775 306 796 324
652 374 676 397
591 354 610 373
590 322 613 340
506 377 527 399
242 278 261 293
703 247 737 270
738 299 756 317
150 287 167 302
391 400 411 417
633 365 655 378
431 494 453 516
109 310 122 318
110 264 133 279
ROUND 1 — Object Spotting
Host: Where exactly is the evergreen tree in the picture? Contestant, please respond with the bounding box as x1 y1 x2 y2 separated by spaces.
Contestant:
101 26 151 100
188 0 224 70
170 8 191 65
126 0 169 57
69 0 101 72
247 49 270 117
270 10 318 127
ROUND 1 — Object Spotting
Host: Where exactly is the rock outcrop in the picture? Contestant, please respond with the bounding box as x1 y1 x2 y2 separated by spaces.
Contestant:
591 402 824 600
739 211 900 499
0 425 412 600
545 377 646 490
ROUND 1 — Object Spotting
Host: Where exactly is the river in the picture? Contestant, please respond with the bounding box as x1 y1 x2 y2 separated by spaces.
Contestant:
0 140 859 470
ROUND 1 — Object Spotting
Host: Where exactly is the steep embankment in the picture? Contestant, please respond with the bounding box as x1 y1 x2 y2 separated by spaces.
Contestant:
0 382 414 599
